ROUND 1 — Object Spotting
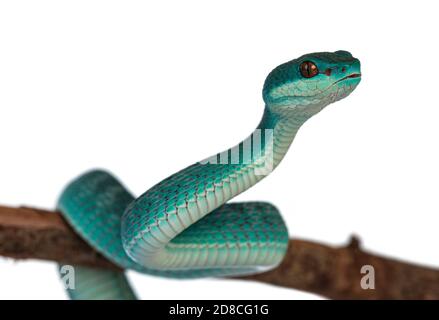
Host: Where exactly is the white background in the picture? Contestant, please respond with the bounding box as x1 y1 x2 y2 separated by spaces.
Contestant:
0 0 438 300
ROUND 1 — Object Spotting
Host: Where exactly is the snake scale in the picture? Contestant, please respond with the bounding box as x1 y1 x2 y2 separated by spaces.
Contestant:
57 51 361 299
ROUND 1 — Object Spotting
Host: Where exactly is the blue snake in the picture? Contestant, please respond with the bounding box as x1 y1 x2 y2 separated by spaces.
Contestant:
57 51 361 299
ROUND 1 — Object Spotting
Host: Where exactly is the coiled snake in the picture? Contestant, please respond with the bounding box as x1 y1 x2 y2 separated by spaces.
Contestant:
57 51 361 299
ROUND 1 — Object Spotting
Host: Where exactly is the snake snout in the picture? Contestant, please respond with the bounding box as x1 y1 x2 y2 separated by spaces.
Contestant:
334 58 361 85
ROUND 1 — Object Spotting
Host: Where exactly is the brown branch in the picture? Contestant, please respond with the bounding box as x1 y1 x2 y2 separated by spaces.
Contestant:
0 205 120 271
0 205 438 299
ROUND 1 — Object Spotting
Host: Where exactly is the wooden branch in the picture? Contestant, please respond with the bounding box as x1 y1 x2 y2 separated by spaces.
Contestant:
0 205 438 299
0 205 119 270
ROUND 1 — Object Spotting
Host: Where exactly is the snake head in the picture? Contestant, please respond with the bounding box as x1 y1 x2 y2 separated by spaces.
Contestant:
262 50 361 117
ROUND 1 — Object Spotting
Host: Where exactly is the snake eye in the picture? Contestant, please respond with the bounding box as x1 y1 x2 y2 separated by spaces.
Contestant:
299 61 319 78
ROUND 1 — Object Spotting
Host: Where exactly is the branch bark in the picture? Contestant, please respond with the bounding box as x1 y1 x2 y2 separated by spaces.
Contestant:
0 205 438 299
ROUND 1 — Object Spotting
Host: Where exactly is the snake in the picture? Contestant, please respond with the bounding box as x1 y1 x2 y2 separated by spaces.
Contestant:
57 50 361 299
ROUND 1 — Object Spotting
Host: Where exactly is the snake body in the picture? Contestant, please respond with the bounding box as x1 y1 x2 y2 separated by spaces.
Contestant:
57 51 361 299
